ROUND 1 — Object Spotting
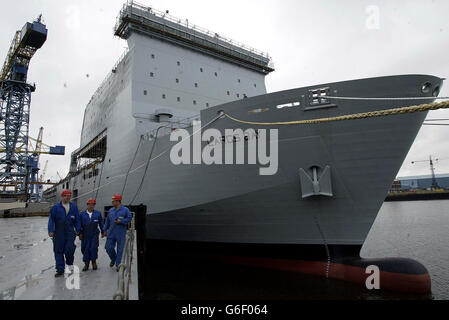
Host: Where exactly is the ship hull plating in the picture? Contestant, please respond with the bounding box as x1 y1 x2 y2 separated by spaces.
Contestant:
138 75 441 246
44 75 442 249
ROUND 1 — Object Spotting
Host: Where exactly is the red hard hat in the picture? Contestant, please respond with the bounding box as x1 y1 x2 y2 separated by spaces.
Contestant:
61 190 72 196
87 198 96 205
112 194 123 201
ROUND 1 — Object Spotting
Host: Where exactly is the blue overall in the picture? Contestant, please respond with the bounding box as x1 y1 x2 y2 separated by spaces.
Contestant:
80 210 104 263
48 202 81 273
104 206 132 267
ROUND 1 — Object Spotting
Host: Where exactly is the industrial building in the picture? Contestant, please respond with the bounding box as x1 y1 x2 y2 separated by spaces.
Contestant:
396 173 449 191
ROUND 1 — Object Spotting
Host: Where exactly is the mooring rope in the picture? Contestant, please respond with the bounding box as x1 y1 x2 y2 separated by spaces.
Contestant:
69 99 449 203
128 113 224 205
221 100 449 126
324 96 449 101
220 97 449 276
113 214 135 300
121 135 144 196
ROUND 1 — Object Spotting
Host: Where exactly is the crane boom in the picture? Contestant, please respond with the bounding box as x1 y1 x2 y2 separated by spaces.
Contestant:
39 159 48 182
0 15 47 82
34 127 44 154
411 155 445 190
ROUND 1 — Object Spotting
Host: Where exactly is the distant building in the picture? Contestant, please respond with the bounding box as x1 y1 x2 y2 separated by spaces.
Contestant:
396 173 449 190
389 180 403 193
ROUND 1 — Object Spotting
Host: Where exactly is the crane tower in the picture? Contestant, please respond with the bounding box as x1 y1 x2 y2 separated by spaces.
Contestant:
0 15 47 200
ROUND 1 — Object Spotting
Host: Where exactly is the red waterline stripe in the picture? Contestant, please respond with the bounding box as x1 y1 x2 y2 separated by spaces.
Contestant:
204 254 431 294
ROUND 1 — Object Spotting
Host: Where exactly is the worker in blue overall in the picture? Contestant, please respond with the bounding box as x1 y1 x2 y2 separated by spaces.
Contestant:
48 189 81 277
104 194 132 271
79 198 104 271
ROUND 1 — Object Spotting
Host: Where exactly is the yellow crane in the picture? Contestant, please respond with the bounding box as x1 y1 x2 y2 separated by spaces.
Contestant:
39 159 48 182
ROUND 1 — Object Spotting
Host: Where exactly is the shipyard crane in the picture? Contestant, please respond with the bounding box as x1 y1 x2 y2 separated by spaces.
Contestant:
0 15 47 201
38 159 48 200
39 159 48 180
411 155 449 190
26 127 65 202
27 127 44 202
0 126 65 201
39 159 48 183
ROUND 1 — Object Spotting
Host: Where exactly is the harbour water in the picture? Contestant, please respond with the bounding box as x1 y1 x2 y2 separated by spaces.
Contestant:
361 200 449 300
0 200 448 300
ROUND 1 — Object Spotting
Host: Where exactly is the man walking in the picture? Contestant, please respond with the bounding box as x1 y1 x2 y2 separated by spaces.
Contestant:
104 194 132 271
48 189 81 277
80 198 104 271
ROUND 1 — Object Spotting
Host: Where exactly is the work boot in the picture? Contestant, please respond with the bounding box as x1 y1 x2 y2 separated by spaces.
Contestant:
82 262 90 272
55 272 64 278
92 260 98 270
110 261 115 268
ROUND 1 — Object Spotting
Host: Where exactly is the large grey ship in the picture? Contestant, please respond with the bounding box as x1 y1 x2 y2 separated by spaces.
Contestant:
44 1 443 291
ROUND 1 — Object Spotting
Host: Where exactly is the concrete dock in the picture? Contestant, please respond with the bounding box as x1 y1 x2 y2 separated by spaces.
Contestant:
0 216 138 300
0 202 52 218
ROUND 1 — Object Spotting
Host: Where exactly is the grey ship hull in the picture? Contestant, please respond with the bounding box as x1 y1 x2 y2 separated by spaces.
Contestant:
141 75 441 248
45 75 442 257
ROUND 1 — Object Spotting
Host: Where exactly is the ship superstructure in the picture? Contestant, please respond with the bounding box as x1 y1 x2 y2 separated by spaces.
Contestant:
45 1 274 204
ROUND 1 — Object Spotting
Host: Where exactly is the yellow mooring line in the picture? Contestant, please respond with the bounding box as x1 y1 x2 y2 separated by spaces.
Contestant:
222 100 449 126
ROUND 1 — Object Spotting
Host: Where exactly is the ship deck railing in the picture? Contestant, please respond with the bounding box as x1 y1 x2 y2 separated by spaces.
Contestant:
88 47 130 105
114 1 274 73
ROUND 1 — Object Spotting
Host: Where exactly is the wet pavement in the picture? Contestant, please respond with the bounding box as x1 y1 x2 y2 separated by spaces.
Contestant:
0 217 138 300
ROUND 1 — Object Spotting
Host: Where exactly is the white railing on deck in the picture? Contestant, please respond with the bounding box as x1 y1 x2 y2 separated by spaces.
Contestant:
88 47 130 105
115 1 272 66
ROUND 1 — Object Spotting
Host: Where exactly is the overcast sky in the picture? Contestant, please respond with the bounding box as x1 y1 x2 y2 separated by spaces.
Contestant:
0 0 448 185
